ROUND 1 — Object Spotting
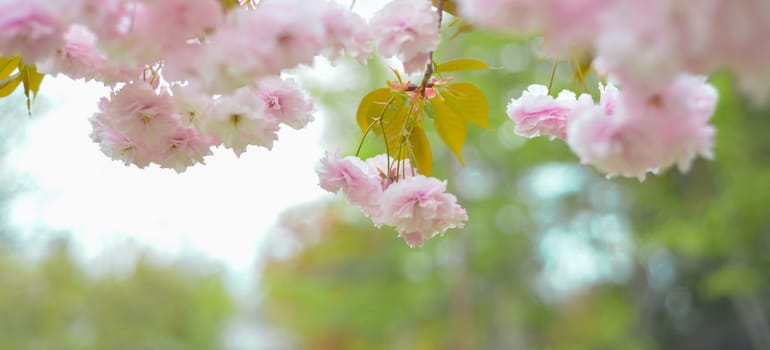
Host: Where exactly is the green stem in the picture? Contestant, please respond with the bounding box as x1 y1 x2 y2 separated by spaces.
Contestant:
355 98 395 157
547 58 558 94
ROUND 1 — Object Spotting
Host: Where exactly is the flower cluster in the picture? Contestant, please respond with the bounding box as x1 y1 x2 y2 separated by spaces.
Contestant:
507 75 717 180
0 0 444 172
317 152 467 247
457 0 770 103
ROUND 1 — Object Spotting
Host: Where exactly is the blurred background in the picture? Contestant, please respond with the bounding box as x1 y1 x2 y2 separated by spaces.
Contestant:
2 6 770 350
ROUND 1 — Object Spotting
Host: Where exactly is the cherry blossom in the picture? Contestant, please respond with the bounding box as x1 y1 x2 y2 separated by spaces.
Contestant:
256 77 315 130
379 175 468 247
204 87 280 156
156 127 219 173
507 84 593 140
567 76 717 180
370 0 440 74
0 1 65 63
317 152 384 215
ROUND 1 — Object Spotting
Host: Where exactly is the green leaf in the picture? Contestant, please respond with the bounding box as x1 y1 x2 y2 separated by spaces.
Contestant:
409 124 432 176
440 82 490 128
435 58 489 73
0 73 22 98
430 97 466 165
0 56 20 80
20 63 45 116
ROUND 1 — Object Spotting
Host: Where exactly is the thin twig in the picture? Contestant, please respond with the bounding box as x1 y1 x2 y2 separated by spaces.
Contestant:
420 0 445 95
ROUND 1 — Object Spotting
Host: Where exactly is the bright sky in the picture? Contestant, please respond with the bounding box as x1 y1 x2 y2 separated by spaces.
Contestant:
5 76 326 288
3 0 386 292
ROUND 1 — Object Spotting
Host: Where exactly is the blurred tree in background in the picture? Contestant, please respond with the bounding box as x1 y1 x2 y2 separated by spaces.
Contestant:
0 92 234 350
259 31 770 350
0 241 233 350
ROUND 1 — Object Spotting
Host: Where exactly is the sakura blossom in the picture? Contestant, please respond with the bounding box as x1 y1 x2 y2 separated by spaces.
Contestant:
379 175 468 247
156 127 219 173
566 76 717 180
204 86 280 156
317 152 384 215
38 25 106 81
506 84 593 140
318 154 466 247
370 0 440 74
91 82 179 143
256 77 315 130
0 1 65 63
318 1 372 63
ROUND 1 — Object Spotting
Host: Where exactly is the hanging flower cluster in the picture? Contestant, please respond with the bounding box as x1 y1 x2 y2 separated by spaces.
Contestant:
2 0 770 246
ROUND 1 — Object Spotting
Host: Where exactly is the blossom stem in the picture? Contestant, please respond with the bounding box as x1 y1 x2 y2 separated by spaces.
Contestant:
547 58 558 94
355 98 395 157
380 117 392 181
420 0 445 96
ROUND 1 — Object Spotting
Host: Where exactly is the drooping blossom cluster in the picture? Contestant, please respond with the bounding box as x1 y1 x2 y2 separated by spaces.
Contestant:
507 75 717 180
456 0 770 102
317 152 467 247
0 0 444 172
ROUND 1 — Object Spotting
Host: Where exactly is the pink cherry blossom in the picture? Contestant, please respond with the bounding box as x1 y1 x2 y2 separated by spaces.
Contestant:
506 84 593 140
379 175 468 244
204 87 280 156
319 1 372 63
38 25 106 81
93 82 179 142
455 0 542 35
364 154 415 190
398 231 428 248
256 77 315 130
89 118 155 169
456 0 610 55
567 76 717 180
0 1 65 63
317 152 384 214
170 85 213 129
370 0 440 74
156 127 219 173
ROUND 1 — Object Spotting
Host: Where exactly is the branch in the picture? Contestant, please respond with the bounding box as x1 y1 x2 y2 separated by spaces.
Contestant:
420 0 444 96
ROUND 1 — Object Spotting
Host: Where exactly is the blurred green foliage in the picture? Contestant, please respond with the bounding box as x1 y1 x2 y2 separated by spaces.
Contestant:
0 242 233 350
260 29 770 350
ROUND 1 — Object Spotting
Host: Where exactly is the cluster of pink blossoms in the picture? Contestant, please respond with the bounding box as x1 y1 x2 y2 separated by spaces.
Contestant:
508 75 717 180
317 153 468 247
457 0 734 179
0 0 442 171
457 0 770 102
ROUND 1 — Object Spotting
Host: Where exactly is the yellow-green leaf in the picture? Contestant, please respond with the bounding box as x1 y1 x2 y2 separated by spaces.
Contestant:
430 97 466 165
356 88 411 155
432 0 458 16
409 124 432 176
20 63 45 115
218 0 240 10
440 82 490 128
573 52 593 85
356 88 392 133
449 23 474 39
0 56 20 80
0 73 22 98
435 58 489 73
